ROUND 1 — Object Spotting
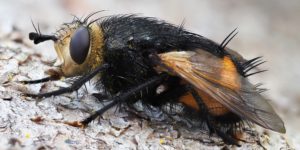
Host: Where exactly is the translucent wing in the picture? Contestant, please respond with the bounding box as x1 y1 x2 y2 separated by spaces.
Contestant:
157 50 285 133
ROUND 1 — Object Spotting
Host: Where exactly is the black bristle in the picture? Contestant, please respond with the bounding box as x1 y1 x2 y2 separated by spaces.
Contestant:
242 57 262 69
245 70 267 77
242 56 267 77
220 28 238 50
244 60 266 74
222 31 238 49
254 83 268 93
83 10 105 23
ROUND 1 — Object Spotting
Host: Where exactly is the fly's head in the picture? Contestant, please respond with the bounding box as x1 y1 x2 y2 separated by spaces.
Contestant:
29 17 104 77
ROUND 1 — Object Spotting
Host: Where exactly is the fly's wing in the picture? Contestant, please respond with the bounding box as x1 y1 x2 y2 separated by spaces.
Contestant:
157 50 286 133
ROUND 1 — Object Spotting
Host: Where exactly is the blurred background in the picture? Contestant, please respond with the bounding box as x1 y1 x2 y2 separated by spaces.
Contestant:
0 0 299 148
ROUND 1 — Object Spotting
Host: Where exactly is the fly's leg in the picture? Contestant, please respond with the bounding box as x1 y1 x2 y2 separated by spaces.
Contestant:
23 64 109 99
65 73 167 127
19 76 58 84
190 89 240 146
19 69 63 84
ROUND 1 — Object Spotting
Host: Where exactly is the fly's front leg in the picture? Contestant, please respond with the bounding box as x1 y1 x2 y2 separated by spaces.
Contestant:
23 64 109 99
19 69 62 84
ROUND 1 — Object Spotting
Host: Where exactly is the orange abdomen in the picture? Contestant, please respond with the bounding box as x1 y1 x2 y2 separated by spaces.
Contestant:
179 89 230 116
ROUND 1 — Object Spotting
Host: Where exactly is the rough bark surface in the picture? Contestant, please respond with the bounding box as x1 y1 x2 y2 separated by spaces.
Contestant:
0 1 299 150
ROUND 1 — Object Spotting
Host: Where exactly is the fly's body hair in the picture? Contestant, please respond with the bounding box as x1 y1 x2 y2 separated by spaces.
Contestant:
100 14 224 55
98 14 227 94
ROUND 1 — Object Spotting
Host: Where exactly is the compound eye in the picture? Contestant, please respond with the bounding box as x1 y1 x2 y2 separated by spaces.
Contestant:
69 26 90 64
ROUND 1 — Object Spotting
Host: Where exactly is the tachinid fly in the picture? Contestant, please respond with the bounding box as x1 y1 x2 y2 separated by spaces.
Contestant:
22 11 285 145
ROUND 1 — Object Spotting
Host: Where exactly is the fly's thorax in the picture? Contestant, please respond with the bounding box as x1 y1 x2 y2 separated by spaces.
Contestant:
53 22 104 77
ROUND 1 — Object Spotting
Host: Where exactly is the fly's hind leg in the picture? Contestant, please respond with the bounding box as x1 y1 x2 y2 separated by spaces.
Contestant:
190 89 240 146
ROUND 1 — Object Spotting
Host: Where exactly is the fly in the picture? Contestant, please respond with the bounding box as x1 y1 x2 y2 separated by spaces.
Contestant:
21 11 285 146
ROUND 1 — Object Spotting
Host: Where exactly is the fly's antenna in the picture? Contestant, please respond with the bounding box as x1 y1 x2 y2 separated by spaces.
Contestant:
29 19 57 44
220 28 238 50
